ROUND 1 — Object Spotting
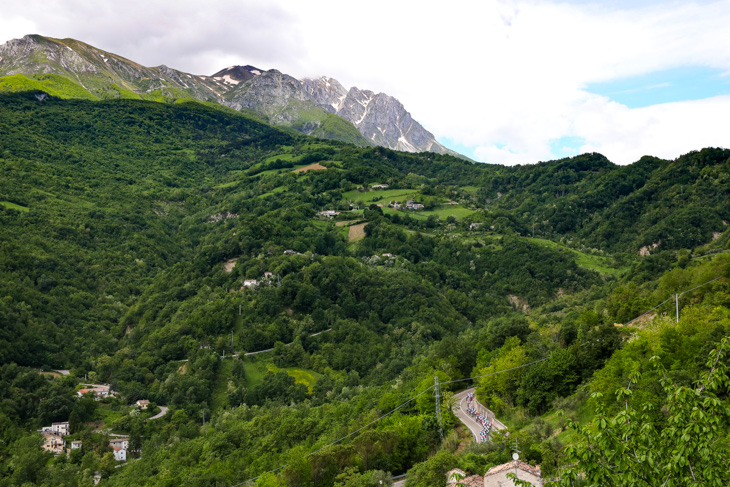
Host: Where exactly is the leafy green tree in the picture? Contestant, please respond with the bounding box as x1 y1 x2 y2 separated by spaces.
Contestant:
558 337 730 486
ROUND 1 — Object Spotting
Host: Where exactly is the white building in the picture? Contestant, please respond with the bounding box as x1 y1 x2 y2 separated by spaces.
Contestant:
51 421 69 436
113 447 126 462
77 385 112 400
71 440 83 450
317 210 340 218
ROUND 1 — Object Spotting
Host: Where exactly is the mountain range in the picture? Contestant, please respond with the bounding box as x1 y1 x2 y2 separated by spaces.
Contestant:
0 34 459 157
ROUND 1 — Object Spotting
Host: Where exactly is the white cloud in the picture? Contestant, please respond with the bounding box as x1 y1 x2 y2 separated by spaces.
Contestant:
574 94 730 164
1 0 729 165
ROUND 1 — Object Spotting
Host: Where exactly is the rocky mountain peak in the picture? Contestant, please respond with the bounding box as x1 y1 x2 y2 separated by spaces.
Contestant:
211 65 263 85
301 76 348 112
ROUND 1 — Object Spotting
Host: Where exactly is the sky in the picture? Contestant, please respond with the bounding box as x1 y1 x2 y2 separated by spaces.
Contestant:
1 0 729 165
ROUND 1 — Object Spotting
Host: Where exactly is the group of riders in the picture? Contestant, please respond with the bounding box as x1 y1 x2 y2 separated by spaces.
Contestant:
464 392 492 442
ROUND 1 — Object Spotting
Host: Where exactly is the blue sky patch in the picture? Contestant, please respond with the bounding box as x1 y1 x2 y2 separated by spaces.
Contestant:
587 66 730 108
438 137 480 162
549 136 586 159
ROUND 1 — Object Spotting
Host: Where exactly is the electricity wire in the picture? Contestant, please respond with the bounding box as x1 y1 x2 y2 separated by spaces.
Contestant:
623 275 723 326
231 358 552 485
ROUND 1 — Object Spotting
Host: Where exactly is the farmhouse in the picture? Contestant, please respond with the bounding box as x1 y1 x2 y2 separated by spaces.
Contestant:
109 437 129 450
113 446 127 462
77 385 113 400
317 210 340 218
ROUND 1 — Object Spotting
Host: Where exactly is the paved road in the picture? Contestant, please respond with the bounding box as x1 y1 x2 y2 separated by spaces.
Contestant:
452 388 487 442
452 388 507 443
149 406 168 420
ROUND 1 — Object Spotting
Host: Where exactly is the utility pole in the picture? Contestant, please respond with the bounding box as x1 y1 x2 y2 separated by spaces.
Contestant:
676 293 680 323
202 410 205 426
434 376 443 441
231 331 234 349
239 304 241 316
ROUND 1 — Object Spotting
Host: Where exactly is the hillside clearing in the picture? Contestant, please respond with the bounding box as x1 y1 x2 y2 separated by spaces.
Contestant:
293 163 327 173
348 223 367 241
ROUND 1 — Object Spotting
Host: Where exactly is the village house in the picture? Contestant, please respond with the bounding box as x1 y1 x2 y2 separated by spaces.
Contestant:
447 460 544 487
51 421 69 436
71 440 83 450
113 446 126 462
446 468 483 487
370 184 389 189
135 399 150 410
470 222 484 230
389 201 402 209
242 279 259 288
316 210 340 218
41 432 65 455
109 437 129 450
77 385 113 400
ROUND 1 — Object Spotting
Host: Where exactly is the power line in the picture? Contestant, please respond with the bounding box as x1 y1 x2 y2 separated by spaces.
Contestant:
231 385 434 487
678 275 722 296
440 357 550 386
623 275 724 327
231 357 553 486
226 276 730 484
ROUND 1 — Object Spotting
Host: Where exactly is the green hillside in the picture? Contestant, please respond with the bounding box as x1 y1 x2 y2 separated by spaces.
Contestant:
0 91 729 487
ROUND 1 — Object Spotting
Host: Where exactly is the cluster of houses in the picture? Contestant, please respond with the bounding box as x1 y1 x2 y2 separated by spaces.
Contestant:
387 199 424 210
41 421 132 461
39 391 150 462
41 421 70 455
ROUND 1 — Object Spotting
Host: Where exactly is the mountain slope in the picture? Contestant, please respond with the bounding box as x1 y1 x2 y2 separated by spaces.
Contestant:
0 34 455 155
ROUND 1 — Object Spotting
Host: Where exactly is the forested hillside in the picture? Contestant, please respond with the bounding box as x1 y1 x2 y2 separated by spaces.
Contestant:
1 91 728 486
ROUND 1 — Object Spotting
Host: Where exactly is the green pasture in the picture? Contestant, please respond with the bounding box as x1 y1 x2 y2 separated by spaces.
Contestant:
0 201 29 212
267 365 322 393
341 189 418 204
528 237 628 275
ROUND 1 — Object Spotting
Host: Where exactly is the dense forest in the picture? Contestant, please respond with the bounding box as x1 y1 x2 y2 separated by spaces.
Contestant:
0 91 729 486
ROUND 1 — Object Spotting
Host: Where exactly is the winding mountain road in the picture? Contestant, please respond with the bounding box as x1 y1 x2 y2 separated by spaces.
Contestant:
149 406 168 420
452 388 506 442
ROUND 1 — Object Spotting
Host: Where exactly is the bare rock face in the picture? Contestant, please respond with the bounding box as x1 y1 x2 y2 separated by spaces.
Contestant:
301 77 348 112
224 70 311 121
299 79 457 155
